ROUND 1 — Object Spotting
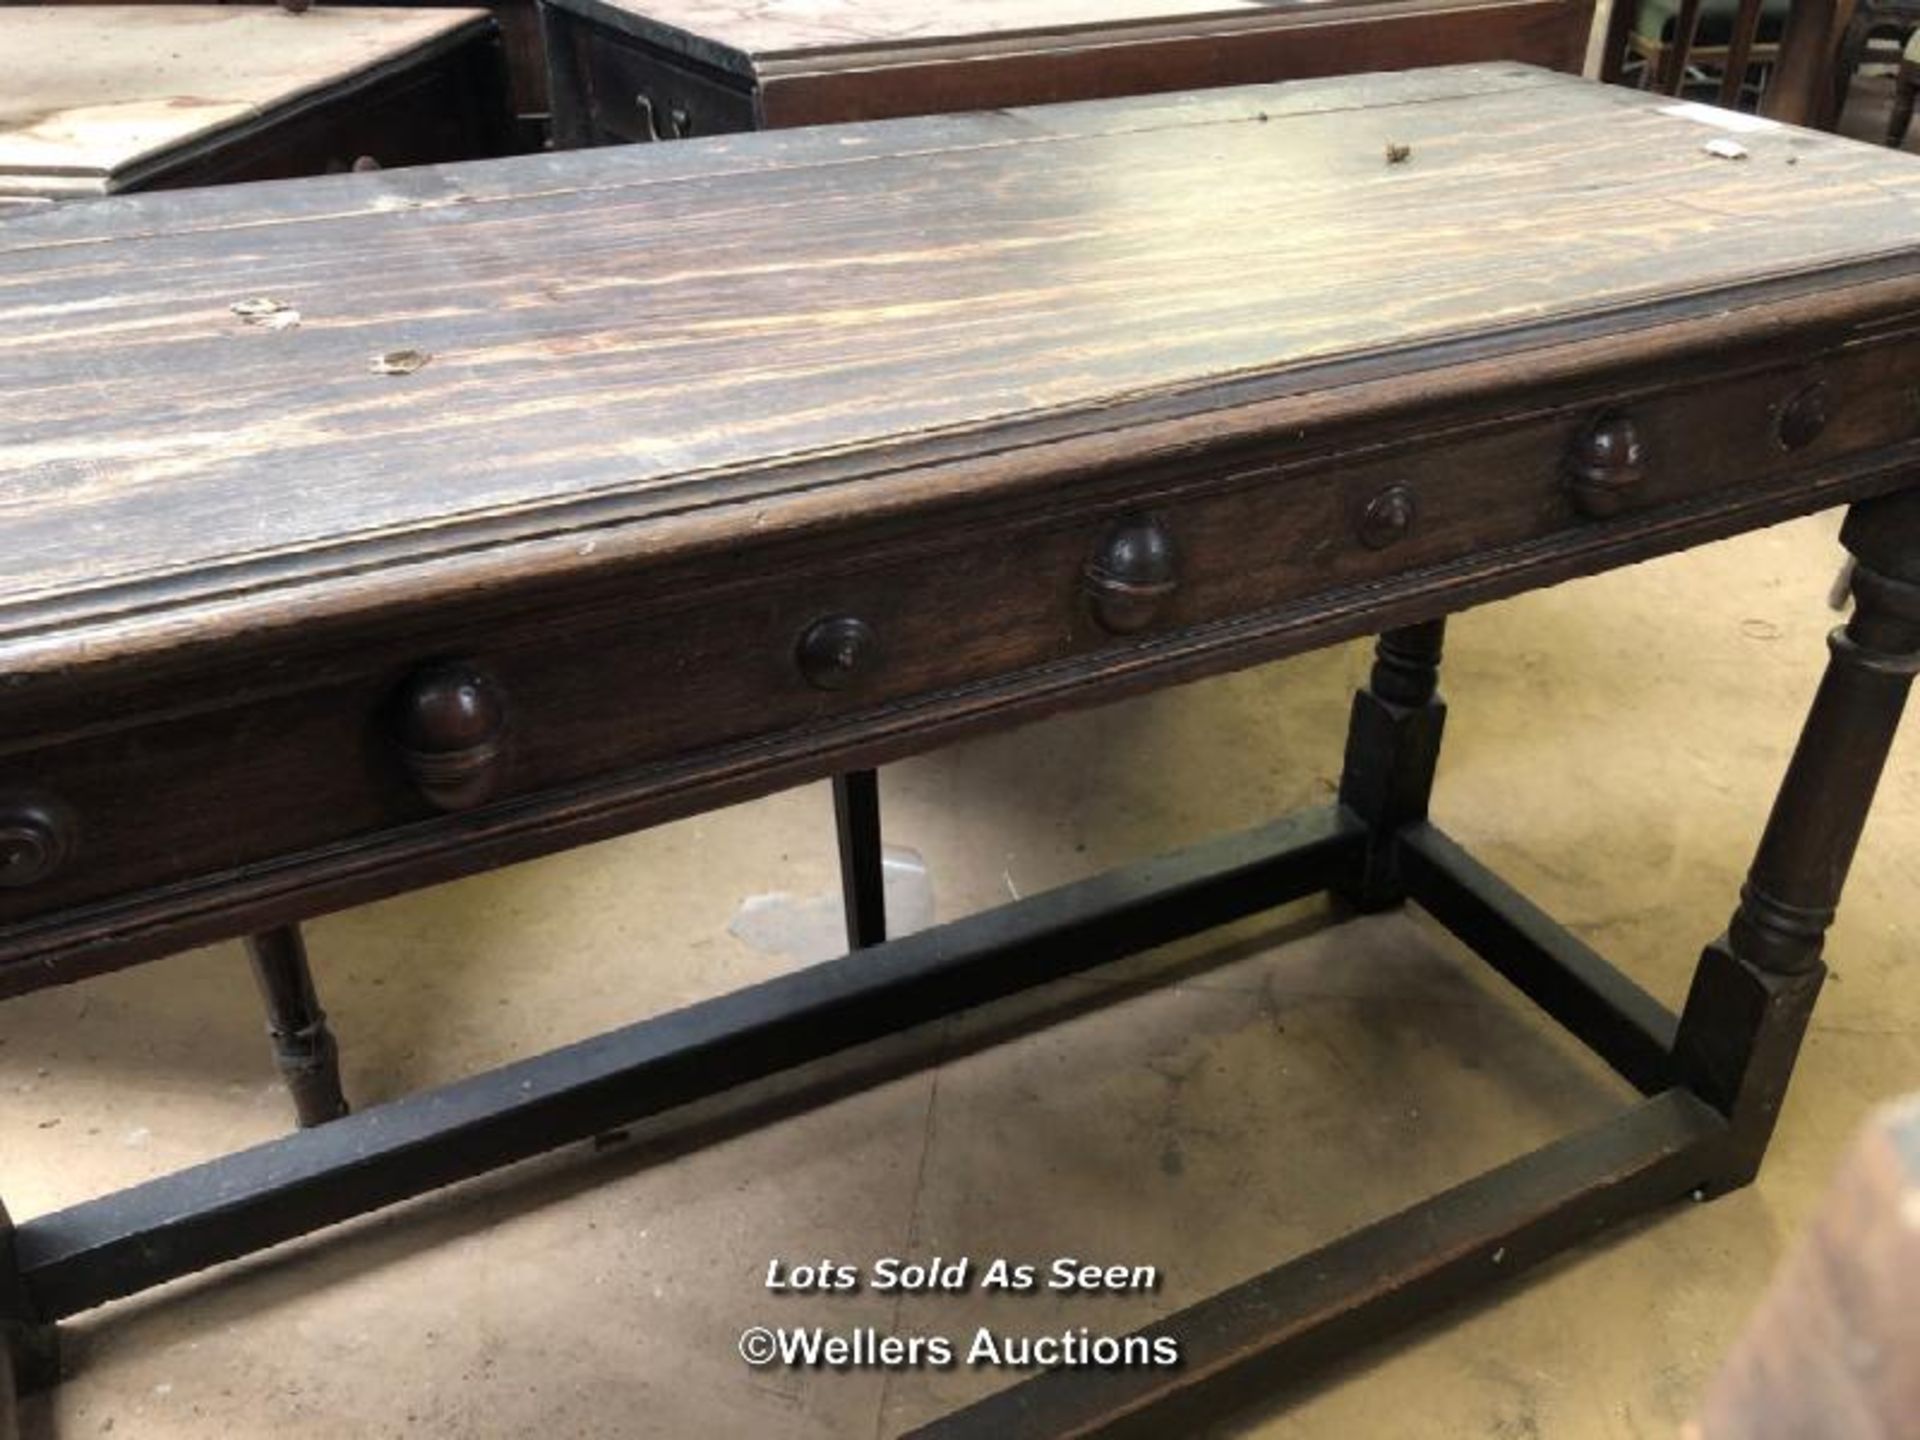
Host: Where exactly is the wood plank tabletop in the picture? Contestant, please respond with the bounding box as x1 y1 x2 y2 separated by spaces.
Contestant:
3 64 1920 646
0 5 492 197
556 0 1383 71
550 0 1577 76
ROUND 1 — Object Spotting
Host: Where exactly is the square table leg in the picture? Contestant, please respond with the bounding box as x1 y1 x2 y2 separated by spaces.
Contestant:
0 1200 56 1437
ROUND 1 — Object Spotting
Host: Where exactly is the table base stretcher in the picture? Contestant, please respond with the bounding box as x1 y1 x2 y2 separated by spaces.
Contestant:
7 483 1916 1435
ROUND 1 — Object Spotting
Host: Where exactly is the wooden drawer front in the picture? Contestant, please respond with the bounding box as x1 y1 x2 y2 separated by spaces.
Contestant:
562 20 757 143
2 341 1915 929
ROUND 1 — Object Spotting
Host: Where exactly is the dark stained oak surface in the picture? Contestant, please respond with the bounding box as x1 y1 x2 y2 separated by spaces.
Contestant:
538 0 1594 138
568 0 1502 63
536 0 1595 96
6 65 1920 662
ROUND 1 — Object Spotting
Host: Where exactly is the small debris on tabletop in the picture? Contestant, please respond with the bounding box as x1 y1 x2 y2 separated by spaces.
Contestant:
229 297 300 331
1384 141 1413 165
1702 137 1749 161
370 349 432 376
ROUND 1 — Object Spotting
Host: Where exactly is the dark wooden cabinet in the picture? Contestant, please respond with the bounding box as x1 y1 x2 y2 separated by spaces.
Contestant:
538 0 1598 145
0 6 518 202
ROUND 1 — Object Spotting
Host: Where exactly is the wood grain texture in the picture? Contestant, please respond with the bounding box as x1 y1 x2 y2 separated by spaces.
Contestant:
548 0 1591 77
6 65 1920 979
0 6 495 196
6 67 1920 648
751 1 1595 128
601 0 1353 60
542 0 1596 133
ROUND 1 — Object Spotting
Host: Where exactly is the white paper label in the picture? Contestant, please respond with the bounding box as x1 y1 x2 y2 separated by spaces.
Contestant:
1660 101 1783 134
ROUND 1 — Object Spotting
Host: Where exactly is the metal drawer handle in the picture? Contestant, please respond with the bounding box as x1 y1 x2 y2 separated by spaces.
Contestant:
635 95 695 142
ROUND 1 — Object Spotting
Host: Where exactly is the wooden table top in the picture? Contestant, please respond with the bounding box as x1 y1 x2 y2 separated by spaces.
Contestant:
551 0 1557 73
4 64 1920 666
0 5 492 198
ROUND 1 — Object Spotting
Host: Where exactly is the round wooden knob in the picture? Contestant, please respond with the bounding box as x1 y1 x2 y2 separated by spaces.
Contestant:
1084 515 1178 635
1358 485 1417 550
1776 381 1830 452
1566 413 1648 519
797 616 879 691
395 663 507 812
0 797 75 889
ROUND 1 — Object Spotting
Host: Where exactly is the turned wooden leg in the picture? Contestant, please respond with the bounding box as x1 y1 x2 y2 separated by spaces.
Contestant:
1676 488 1920 1189
1336 619 1448 911
1 1198 57 1437
1888 66 1919 148
245 925 347 1128
833 769 886 950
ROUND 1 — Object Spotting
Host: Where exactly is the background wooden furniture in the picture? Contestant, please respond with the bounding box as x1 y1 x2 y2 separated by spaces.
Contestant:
332 0 549 137
0 5 515 200
1600 0 1861 124
26 0 550 143
1899 51 1920 143
1891 27 1920 139
1618 0 1783 102
4 63 1920 1434
1834 0 1920 116
538 0 1596 145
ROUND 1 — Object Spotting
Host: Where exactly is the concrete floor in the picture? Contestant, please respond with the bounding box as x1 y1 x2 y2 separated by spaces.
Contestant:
9 525 1920 1439
8 62 1920 1440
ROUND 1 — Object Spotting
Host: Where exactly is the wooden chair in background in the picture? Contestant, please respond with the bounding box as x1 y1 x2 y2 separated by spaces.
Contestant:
1888 29 1920 142
1837 0 1920 124
1604 0 1783 107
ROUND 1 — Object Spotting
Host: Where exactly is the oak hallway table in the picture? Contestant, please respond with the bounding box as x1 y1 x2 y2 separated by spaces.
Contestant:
4 63 1920 1436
